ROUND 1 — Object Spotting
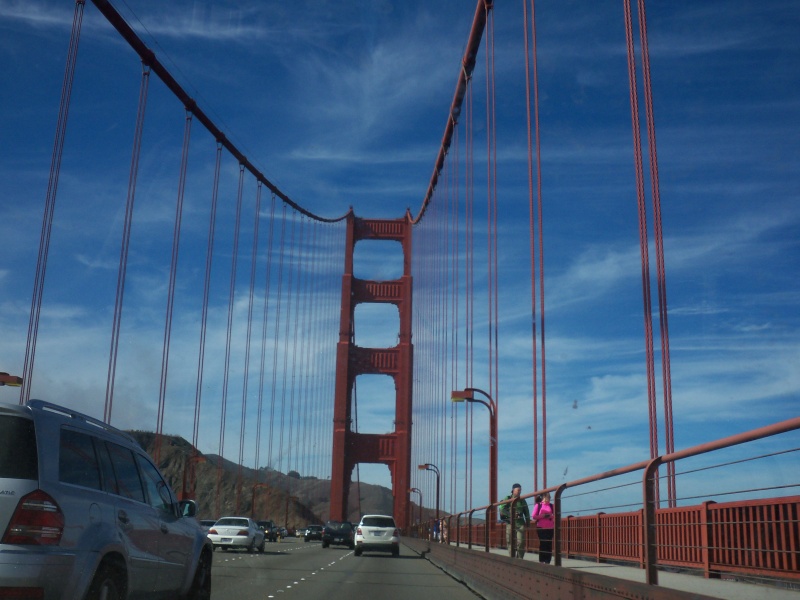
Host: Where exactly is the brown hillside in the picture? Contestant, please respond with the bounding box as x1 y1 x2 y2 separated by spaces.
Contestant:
128 431 419 529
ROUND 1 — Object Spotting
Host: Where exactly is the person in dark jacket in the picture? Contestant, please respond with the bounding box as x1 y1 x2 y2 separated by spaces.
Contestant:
499 483 531 558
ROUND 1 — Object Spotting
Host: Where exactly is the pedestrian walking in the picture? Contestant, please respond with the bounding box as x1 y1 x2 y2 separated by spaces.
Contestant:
499 483 531 558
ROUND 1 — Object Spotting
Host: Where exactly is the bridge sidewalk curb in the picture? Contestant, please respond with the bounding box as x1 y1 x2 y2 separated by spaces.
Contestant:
403 537 729 600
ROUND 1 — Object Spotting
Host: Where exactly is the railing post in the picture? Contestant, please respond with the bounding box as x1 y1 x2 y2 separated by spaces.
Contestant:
554 483 567 566
700 500 718 579
596 512 605 563
467 510 475 550
643 457 662 585
485 505 492 552
456 513 462 547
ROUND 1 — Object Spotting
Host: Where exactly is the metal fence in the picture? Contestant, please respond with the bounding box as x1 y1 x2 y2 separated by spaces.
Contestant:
416 416 800 590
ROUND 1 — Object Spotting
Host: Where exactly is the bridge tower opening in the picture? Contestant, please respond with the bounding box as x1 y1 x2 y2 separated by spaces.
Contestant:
330 213 413 529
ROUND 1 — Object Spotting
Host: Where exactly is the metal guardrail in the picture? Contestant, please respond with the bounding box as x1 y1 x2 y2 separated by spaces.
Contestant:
411 416 800 589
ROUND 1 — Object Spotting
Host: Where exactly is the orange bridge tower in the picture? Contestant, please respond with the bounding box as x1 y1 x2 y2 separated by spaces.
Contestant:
329 212 413 529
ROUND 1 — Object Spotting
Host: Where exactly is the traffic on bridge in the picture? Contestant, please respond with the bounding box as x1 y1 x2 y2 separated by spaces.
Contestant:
2 0 798 599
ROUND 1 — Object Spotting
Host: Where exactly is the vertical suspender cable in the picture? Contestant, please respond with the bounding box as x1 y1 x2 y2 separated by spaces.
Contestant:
155 109 193 464
466 81 474 401
484 1 500 472
636 0 676 507
309 223 327 479
104 62 150 422
191 142 223 495
299 222 318 478
236 182 264 513
255 193 277 479
278 215 298 476
524 0 548 488
623 0 660 494
280 215 299 515
320 223 340 478
215 164 246 518
22 0 86 405
522 0 537 489
267 205 288 471
287 217 306 480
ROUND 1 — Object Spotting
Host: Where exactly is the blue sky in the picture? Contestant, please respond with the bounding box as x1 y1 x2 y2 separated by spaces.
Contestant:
1 1 798 514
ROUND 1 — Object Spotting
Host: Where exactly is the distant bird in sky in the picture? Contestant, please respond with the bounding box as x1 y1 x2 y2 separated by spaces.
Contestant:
572 400 578 409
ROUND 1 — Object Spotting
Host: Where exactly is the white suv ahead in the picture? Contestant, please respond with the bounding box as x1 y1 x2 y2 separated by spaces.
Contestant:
354 514 400 557
0 399 213 599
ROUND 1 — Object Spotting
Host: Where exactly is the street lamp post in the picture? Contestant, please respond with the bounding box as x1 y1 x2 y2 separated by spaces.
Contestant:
417 463 440 522
408 487 423 526
451 387 497 524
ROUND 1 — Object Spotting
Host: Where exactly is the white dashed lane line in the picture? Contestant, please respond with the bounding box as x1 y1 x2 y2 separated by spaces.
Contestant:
266 550 353 598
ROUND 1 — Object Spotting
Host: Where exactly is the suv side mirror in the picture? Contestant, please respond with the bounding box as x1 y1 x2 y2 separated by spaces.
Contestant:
179 500 197 518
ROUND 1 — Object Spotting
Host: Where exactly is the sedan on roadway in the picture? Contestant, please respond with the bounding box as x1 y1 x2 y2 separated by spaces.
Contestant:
208 517 265 552
354 514 400 556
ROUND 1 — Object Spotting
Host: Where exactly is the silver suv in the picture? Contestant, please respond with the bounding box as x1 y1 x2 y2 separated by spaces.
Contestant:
0 400 213 599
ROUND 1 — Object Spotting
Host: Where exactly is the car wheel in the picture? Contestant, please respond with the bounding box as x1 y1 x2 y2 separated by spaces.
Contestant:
354 548 362 557
322 541 329 548
259 538 266 552
349 543 355 550
247 538 255 553
185 551 212 600
86 563 125 600
392 547 400 557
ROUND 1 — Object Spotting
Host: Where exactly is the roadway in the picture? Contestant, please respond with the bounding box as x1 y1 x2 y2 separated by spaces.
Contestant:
210 537 481 600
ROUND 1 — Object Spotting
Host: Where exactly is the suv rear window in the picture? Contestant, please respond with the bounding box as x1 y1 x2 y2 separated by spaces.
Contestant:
361 516 395 528
0 416 38 479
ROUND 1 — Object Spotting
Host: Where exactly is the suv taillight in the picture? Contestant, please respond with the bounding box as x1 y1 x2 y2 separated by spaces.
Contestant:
356 527 362 535
393 528 400 536
1 489 64 546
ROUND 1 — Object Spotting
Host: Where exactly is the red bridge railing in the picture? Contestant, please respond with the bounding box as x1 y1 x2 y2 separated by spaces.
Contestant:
559 494 800 579
413 416 800 591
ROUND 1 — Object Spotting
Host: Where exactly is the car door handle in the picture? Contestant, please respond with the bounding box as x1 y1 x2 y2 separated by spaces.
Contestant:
160 523 169 534
117 510 130 525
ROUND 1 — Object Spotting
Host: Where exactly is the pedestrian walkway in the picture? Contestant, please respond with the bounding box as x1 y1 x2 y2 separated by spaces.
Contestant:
475 543 800 600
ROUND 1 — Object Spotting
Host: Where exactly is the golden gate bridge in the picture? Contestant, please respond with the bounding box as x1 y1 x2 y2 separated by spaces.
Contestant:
2 1 798 597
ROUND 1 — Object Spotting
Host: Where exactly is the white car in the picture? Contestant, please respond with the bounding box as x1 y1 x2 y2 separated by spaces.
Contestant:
354 514 400 556
208 517 265 552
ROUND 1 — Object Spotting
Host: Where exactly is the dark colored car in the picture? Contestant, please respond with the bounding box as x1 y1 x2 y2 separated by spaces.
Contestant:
304 524 324 542
257 520 278 542
322 521 355 549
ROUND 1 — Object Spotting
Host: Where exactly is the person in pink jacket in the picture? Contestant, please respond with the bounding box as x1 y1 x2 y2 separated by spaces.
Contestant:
532 492 555 564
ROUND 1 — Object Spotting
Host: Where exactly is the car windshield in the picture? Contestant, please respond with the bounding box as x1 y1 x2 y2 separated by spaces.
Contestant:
0 415 38 479
216 518 248 527
326 521 352 531
361 516 395 528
